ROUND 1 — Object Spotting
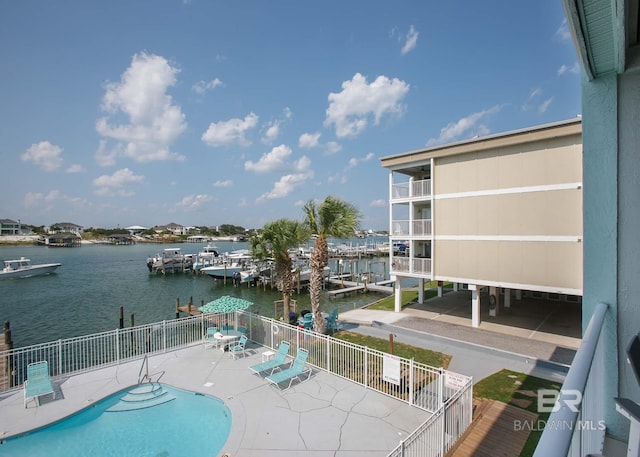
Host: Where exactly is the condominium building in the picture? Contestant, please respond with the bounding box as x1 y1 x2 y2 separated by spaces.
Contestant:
380 118 583 327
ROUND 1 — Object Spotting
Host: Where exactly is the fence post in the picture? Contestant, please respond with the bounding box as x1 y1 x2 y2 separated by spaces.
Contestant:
439 367 444 407
364 346 368 388
440 404 446 457
409 358 414 406
116 328 120 365
162 320 167 352
326 334 331 373
57 339 63 377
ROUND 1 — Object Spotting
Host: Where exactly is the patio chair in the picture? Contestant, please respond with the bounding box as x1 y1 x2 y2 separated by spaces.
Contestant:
222 324 234 332
249 341 291 375
298 313 313 330
24 361 55 408
229 335 248 359
325 308 339 333
203 326 220 349
265 348 312 390
237 326 247 335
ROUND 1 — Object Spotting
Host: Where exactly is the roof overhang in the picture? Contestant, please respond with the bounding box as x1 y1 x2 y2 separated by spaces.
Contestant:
563 0 640 79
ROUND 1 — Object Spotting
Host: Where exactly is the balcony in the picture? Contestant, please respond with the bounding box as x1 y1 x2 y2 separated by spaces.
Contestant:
391 179 431 201
391 256 431 276
391 219 432 237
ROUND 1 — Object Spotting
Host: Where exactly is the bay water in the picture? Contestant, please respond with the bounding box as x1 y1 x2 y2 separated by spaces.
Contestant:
0 239 392 348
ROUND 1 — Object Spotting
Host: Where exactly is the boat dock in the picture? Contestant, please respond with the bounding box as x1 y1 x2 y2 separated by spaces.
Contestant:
0 322 14 391
326 276 394 297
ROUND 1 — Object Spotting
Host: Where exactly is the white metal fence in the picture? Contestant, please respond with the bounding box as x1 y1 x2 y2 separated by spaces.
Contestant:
0 310 472 456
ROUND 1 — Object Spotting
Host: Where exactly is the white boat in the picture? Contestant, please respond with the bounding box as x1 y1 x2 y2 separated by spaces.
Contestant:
193 244 220 271
0 257 61 280
200 250 252 278
146 248 194 273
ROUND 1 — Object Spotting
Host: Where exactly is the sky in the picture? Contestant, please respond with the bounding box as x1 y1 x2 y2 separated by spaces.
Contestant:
0 1 581 232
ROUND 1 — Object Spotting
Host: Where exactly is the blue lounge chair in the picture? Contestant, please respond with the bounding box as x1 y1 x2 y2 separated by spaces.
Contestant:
229 335 248 359
265 348 312 390
249 341 291 375
24 361 55 408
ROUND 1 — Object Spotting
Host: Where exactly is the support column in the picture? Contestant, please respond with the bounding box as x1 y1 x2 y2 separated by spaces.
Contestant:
453 282 459 292
437 280 443 297
515 289 522 301
418 278 424 304
469 285 480 327
394 276 402 313
489 286 500 317
504 288 511 308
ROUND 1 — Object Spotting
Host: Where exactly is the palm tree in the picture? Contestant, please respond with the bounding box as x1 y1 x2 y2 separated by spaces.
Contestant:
249 219 311 321
303 196 361 333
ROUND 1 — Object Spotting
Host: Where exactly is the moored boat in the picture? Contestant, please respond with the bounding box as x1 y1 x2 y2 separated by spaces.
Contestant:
146 248 194 273
0 257 61 279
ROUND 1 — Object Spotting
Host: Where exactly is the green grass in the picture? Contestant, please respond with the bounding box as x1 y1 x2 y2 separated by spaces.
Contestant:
474 369 563 457
333 330 451 369
366 288 439 310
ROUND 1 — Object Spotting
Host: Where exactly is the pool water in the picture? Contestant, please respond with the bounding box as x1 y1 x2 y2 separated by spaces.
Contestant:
1 384 231 456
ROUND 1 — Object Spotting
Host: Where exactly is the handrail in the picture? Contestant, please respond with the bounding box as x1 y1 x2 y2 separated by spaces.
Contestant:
137 354 150 384
533 301 608 457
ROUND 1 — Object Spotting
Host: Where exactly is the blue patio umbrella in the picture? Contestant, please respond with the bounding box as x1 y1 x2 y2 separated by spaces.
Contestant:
199 295 254 314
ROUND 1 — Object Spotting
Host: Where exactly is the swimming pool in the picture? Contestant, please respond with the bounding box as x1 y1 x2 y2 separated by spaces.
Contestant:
0 384 232 456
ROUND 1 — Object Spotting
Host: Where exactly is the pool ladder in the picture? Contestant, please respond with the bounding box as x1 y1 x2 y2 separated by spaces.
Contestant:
138 355 150 384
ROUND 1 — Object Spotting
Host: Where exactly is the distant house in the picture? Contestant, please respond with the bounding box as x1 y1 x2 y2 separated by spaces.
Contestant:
155 223 188 236
49 222 83 236
0 219 21 236
125 225 147 236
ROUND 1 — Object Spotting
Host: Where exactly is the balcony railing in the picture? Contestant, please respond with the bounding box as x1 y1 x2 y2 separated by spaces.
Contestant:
391 219 432 237
391 179 431 200
391 256 431 275
532 302 608 457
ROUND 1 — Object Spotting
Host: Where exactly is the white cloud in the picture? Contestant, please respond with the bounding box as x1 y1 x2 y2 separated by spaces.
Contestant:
95 52 187 163
558 62 580 76
261 108 292 144
325 141 342 154
555 19 571 42
24 189 88 209
528 88 542 100
65 164 85 173
370 199 386 207
426 106 500 146
538 97 553 113
21 141 64 172
263 123 280 143
324 73 410 138
401 25 419 55
201 112 259 147
212 179 233 188
244 144 292 173
345 152 374 170
299 132 320 148
256 168 314 202
192 78 223 94
176 194 212 210
92 168 144 197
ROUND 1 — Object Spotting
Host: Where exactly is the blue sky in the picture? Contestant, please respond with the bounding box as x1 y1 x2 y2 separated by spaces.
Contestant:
0 1 581 231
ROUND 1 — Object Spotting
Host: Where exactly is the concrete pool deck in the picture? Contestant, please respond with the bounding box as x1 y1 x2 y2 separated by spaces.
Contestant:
0 343 430 456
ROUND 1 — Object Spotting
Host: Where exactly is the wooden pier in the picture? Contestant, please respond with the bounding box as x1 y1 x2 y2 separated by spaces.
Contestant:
1 322 14 390
175 297 203 316
326 276 394 297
